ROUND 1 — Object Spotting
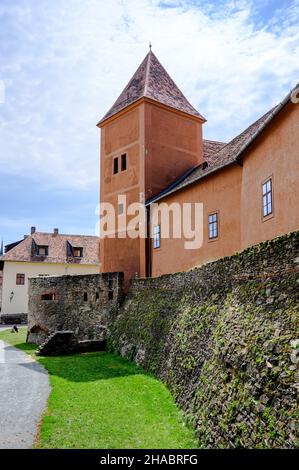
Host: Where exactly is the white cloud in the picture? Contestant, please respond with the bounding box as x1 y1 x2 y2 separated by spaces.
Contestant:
0 0 298 190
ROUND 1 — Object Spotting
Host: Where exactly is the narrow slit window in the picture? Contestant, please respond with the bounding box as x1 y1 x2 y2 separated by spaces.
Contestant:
262 178 273 217
113 157 118 174
208 212 219 240
153 225 161 249
41 293 57 301
83 292 88 302
121 153 127 171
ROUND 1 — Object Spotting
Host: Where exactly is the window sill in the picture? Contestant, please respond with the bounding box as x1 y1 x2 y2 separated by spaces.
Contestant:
262 213 274 223
208 237 219 243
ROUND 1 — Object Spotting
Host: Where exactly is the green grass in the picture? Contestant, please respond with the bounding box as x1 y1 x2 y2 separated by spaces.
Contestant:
0 328 198 449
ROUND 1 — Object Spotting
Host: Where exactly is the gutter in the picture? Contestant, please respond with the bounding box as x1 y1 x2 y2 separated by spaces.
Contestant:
145 165 198 206
145 160 237 206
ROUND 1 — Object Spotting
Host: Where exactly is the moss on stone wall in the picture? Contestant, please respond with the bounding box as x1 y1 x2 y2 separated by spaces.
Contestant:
109 231 299 448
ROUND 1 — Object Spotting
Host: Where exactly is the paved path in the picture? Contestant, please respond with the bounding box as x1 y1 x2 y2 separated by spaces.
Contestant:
0 341 50 448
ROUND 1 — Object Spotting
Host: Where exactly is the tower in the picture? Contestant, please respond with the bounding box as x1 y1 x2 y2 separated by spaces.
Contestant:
97 50 205 286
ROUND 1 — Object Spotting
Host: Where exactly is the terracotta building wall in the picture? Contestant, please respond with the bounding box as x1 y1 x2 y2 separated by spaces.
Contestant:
144 101 204 200
150 164 242 277
240 101 299 249
99 99 205 285
150 100 299 278
99 105 144 285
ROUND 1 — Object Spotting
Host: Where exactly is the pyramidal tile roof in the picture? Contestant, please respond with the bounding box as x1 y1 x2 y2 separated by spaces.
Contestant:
98 50 205 125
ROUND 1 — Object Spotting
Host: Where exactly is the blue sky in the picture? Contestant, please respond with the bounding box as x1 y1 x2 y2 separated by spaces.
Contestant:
0 0 298 245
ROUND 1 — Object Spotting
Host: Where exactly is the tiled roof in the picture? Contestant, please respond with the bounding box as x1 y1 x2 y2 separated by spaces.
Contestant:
0 232 99 265
147 106 277 204
203 139 227 161
98 51 205 125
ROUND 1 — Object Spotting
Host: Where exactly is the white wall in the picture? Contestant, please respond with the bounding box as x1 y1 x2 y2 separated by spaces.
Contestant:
1 261 99 315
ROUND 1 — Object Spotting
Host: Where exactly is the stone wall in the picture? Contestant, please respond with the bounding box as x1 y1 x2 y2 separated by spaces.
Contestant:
109 231 299 448
28 272 124 345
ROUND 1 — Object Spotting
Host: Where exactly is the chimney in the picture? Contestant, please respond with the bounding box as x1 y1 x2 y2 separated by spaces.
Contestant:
31 226 36 235
53 228 59 236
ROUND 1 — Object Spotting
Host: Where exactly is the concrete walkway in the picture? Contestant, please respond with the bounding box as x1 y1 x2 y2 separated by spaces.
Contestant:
0 341 50 449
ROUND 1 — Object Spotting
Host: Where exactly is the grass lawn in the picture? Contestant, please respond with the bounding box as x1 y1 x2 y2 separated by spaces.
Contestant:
0 327 198 449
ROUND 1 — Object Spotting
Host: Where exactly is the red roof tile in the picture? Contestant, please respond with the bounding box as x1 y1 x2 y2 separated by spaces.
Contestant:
203 139 226 161
98 51 205 125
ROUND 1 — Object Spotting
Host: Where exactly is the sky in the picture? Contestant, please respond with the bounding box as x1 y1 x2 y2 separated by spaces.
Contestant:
0 0 298 246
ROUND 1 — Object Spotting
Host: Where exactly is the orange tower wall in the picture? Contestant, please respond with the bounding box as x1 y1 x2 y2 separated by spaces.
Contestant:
99 99 204 287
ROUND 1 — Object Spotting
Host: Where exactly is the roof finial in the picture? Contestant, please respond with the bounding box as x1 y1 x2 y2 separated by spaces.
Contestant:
149 41 152 51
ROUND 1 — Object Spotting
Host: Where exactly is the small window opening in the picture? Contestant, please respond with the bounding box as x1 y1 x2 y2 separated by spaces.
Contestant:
37 245 48 256
262 178 273 217
108 291 114 300
16 273 25 285
41 293 57 301
118 203 124 215
83 292 88 301
153 225 161 249
121 153 127 171
73 247 83 258
208 212 219 240
113 157 118 174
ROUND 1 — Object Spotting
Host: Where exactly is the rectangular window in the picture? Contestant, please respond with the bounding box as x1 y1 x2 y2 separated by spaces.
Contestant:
113 157 118 174
262 178 273 217
16 273 25 285
208 212 219 240
153 225 161 249
73 247 83 258
37 245 48 256
121 153 127 171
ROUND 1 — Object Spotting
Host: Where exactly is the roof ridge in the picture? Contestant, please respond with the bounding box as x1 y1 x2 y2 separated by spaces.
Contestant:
203 139 226 144
143 51 151 96
31 232 98 238
206 106 277 159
